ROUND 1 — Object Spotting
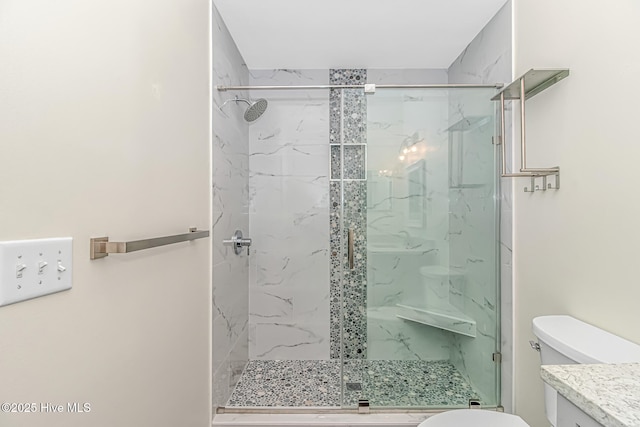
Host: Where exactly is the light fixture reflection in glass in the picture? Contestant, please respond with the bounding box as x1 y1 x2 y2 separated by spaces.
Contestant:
398 132 424 163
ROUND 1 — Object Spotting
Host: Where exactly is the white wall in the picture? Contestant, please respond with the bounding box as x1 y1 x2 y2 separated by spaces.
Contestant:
513 1 640 426
0 1 211 426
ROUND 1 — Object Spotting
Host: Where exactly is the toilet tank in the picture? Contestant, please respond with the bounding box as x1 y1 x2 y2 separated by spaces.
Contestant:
533 315 640 364
532 315 640 426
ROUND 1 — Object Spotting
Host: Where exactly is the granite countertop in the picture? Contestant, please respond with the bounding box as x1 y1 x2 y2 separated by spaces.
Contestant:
541 363 640 427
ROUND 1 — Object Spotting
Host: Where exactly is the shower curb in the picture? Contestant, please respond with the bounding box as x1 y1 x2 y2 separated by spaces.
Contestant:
212 412 436 427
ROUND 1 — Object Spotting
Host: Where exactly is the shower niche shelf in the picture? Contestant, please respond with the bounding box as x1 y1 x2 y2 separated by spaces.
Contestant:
492 68 569 193
396 304 476 338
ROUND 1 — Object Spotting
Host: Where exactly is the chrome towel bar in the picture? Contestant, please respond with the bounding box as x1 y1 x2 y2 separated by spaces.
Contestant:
90 227 209 260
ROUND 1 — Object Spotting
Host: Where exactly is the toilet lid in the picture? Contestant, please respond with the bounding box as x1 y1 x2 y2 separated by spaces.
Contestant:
418 409 529 427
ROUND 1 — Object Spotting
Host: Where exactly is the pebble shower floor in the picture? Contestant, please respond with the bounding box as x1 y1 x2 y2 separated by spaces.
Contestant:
225 359 480 408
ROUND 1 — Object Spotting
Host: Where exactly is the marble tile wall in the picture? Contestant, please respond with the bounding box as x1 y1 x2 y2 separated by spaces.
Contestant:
211 4 250 410
368 70 449 263
247 69 331 360
366 69 450 259
365 69 455 361
447 0 513 408
444 90 498 404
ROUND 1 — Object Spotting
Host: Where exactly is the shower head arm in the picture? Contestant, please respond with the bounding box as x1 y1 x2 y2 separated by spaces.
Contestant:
218 95 268 122
219 96 251 110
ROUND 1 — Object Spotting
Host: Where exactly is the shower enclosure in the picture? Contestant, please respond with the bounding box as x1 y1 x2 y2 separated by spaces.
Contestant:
338 85 499 409
215 71 500 411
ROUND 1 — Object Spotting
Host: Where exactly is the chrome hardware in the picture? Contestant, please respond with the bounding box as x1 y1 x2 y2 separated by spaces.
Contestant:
223 230 252 255
493 69 568 193
348 228 355 270
469 399 481 409
217 83 502 92
493 352 502 363
358 399 370 414
90 228 209 260
530 340 541 352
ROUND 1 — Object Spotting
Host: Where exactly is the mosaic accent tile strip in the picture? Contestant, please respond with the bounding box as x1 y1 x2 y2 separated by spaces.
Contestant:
330 145 367 181
342 181 367 359
329 69 367 144
328 69 368 360
225 359 480 408
330 145 341 180
343 145 366 180
329 181 342 359
341 89 367 144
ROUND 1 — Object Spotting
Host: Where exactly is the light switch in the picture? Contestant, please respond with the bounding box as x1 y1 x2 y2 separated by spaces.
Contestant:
0 237 73 307
38 260 48 275
16 263 27 278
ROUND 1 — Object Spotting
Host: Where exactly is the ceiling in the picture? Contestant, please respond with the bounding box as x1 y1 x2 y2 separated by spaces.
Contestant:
213 0 509 70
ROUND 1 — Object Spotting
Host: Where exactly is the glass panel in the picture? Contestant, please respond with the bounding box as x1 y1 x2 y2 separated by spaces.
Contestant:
341 88 499 409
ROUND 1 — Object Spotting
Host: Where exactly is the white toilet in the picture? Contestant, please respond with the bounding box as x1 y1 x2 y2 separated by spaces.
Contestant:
532 315 640 426
418 409 529 427
418 314 640 427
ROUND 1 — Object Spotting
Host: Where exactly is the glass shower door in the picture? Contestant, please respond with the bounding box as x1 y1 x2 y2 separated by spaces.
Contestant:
340 87 500 409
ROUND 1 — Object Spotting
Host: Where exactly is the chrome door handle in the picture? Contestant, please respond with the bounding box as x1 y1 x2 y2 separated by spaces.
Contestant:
223 230 252 255
348 228 355 270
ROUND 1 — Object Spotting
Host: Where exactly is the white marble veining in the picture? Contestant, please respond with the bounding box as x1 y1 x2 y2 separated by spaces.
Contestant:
212 3 250 410
367 243 438 307
442 86 499 404
365 70 454 362
251 322 328 360
367 306 450 361
541 363 640 427
248 69 331 360
447 0 512 408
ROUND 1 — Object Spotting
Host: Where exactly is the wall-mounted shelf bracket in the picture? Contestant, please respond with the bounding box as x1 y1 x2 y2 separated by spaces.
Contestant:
492 69 569 192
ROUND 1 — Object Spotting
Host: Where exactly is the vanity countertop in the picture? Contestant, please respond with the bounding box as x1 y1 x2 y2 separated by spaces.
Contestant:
541 363 640 427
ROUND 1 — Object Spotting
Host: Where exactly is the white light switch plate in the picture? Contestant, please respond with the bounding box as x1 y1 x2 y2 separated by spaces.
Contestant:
0 237 73 307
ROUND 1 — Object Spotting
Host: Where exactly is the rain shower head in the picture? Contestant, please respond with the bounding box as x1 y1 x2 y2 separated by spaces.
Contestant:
243 98 268 122
220 96 268 122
